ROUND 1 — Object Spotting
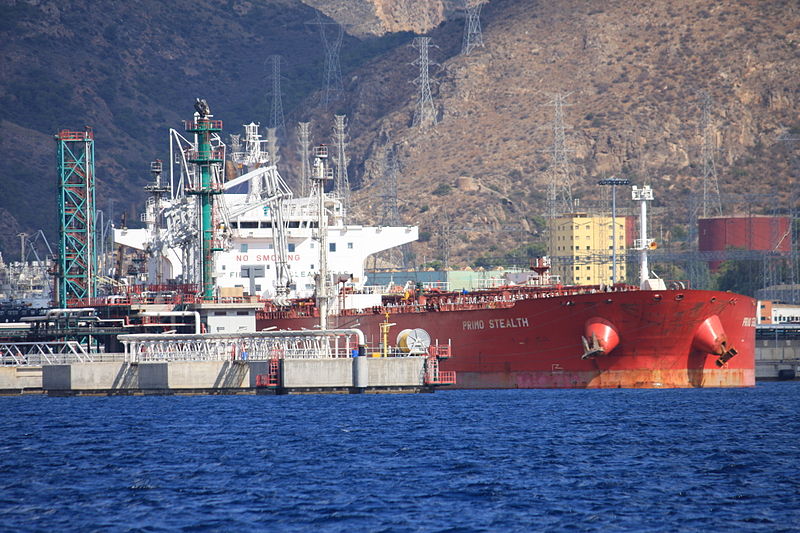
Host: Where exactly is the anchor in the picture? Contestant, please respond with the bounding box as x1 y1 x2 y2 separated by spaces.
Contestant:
581 332 604 360
715 344 738 367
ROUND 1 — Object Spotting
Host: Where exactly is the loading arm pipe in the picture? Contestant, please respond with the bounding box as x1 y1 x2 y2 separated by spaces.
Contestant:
140 311 202 335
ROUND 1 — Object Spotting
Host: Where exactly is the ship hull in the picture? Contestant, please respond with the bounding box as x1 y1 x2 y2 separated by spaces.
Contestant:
258 289 756 389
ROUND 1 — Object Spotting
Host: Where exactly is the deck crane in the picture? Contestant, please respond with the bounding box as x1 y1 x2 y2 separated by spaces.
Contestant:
226 124 293 305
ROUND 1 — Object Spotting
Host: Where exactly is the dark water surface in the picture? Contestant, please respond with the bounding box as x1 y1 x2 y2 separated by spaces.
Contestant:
1 383 799 532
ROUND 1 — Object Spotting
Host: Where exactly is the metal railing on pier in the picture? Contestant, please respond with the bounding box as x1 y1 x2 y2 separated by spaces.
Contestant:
1 341 93 366
119 329 366 363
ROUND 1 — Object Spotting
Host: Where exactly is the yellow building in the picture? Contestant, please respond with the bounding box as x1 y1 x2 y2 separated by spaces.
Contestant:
549 213 626 285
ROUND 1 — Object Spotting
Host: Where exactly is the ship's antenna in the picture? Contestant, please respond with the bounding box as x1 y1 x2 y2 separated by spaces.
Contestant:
699 91 723 218
412 37 438 129
632 184 655 288
144 159 170 285
297 121 312 197
332 114 350 220
267 55 286 135
308 13 344 110
312 145 333 329
461 0 485 55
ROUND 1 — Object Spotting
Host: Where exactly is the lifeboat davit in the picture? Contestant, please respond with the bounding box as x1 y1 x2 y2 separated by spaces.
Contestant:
581 317 619 359
692 314 738 366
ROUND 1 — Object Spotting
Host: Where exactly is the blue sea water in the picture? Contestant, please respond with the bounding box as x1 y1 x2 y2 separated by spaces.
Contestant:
1 383 799 532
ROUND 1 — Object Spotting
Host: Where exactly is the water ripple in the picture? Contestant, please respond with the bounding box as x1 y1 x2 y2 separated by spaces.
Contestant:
0 384 798 531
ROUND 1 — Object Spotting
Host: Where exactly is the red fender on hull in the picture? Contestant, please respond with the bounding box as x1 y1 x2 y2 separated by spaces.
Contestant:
581 317 619 358
692 315 727 355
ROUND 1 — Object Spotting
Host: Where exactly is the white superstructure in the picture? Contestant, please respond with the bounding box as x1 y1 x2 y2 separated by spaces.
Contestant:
114 120 417 301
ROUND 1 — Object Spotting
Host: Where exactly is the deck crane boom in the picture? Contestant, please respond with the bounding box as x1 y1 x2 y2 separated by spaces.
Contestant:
226 124 293 305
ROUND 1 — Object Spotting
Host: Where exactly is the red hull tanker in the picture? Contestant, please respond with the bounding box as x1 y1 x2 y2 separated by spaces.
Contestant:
257 285 756 389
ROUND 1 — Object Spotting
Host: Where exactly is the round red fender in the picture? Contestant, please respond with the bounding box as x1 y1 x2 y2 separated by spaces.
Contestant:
585 317 620 355
692 315 727 355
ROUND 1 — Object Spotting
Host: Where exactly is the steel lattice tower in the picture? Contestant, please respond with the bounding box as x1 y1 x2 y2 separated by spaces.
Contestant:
545 93 575 218
309 13 344 110
381 149 400 226
436 209 453 269
778 129 800 303
699 91 723 217
461 1 485 55
266 126 280 168
55 128 97 307
267 55 286 134
332 115 350 218
412 37 437 129
297 122 312 197
378 148 403 267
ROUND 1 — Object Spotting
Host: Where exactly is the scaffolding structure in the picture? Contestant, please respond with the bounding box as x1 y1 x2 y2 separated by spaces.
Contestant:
55 128 97 307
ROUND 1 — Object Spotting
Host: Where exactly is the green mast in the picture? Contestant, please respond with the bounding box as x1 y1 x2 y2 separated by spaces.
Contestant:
55 128 97 307
185 99 223 300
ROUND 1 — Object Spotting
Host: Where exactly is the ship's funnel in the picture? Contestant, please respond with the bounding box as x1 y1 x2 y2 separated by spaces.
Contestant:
581 317 619 359
692 314 738 366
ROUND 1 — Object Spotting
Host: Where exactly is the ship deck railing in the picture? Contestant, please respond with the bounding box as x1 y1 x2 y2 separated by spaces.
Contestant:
258 284 641 320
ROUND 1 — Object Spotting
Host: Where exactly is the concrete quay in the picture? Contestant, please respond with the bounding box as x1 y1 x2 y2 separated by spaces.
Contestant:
0 356 432 396
755 338 800 380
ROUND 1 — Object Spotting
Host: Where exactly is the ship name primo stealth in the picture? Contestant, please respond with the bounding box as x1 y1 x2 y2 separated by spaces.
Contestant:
116 106 755 389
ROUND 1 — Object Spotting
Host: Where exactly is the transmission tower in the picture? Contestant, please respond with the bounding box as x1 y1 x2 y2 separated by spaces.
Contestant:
778 128 800 303
332 114 350 218
381 153 399 225
699 91 723 218
436 209 453 269
461 1 485 55
229 133 242 155
309 13 344 110
412 37 437 129
545 92 575 218
266 127 280 168
267 55 286 135
377 147 404 268
297 121 312 197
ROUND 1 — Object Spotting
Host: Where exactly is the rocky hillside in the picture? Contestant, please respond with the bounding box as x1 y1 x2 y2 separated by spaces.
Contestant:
0 0 405 258
326 0 800 266
1 0 798 268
